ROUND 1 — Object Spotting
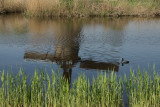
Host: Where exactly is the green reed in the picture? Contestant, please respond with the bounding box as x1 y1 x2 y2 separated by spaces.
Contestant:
125 66 160 107
0 66 160 107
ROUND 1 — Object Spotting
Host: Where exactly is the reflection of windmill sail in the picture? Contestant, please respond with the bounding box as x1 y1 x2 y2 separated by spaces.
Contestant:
80 60 119 72
24 52 54 61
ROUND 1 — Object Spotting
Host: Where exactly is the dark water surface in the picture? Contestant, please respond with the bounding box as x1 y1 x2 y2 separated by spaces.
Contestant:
0 15 160 82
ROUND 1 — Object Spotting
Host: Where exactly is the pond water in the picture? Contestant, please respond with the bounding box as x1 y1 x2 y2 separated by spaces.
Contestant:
0 15 160 82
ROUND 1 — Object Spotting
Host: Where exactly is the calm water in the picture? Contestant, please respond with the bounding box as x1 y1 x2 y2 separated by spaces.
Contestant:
0 15 160 82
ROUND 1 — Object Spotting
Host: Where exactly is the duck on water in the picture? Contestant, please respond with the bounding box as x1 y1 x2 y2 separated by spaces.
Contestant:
121 58 129 66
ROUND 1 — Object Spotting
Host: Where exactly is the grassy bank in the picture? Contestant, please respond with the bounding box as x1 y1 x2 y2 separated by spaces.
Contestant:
0 67 160 107
0 0 160 17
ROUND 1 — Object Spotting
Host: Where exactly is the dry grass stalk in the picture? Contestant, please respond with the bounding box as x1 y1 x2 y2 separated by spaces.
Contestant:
0 0 160 17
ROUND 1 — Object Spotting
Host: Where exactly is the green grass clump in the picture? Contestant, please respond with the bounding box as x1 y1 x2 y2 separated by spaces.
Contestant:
0 66 160 107
125 66 160 107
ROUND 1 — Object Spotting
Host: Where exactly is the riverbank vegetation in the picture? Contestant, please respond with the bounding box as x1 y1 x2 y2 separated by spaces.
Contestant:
0 67 160 107
0 0 160 17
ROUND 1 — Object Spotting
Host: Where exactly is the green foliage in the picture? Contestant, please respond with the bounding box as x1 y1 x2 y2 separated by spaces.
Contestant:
0 66 160 107
126 66 160 107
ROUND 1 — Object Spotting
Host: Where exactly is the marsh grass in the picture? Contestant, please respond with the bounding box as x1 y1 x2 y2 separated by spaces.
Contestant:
0 0 160 17
0 66 160 107
125 66 160 107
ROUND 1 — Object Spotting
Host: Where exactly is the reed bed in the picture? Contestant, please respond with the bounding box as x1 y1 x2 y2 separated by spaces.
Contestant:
125 66 160 107
0 0 160 17
0 67 160 107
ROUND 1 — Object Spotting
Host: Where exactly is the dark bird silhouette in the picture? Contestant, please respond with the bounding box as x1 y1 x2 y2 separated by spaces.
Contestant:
121 58 129 66
122 58 129 64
